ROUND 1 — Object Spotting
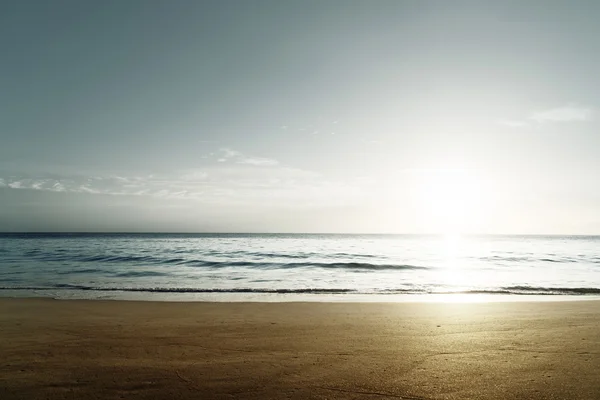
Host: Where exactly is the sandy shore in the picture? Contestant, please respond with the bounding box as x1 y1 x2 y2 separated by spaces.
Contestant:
1 298 599 399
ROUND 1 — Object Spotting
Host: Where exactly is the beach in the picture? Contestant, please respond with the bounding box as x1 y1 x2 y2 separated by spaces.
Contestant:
1 298 599 399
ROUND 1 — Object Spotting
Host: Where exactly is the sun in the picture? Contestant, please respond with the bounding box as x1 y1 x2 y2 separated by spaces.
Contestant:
412 168 485 235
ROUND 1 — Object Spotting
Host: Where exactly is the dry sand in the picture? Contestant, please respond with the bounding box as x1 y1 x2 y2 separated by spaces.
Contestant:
1 298 599 399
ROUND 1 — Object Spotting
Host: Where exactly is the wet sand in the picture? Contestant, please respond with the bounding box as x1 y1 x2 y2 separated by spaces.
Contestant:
1 298 599 399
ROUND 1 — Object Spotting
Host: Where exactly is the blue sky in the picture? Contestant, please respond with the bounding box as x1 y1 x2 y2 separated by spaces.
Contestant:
1 0 600 233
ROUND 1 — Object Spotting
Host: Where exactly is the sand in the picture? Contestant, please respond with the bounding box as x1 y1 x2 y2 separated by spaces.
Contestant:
1 298 599 399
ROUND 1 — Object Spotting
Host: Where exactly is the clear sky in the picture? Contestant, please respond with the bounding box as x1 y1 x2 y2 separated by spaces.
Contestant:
1 0 599 234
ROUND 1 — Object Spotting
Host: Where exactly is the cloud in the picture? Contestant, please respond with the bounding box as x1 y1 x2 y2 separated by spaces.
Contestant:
220 148 242 159
500 104 593 129
179 170 209 181
4 178 69 192
530 105 593 123
8 181 24 189
78 185 101 194
237 157 279 166
217 148 279 166
0 162 362 209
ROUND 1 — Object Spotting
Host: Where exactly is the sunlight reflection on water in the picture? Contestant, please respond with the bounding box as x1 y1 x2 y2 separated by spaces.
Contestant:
1 233 599 301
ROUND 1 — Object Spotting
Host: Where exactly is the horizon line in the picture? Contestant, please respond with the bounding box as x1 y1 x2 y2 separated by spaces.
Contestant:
1 232 599 237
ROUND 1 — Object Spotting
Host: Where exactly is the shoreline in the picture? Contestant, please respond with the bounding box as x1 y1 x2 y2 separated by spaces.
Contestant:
3 289 600 303
2 298 600 399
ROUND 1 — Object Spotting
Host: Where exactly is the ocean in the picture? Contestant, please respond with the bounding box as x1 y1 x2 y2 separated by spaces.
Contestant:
1 233 599 301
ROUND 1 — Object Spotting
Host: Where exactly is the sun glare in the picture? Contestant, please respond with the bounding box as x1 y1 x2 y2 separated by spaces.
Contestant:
412 168 485 235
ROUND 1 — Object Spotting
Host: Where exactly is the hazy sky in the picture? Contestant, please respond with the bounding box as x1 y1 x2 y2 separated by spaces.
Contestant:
2 0 600 233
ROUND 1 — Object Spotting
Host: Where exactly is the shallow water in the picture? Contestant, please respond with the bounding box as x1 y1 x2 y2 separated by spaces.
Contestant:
1 233 599 301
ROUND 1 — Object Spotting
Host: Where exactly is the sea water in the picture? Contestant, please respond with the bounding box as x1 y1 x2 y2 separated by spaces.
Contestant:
1 233 599 301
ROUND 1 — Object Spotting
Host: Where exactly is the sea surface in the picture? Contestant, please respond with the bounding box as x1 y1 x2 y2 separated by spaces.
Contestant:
1 233 599 301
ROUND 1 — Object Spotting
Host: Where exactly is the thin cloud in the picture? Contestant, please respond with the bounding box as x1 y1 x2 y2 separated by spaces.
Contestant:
51 182 67 192
220 148 242 159
217 148 279 167
0 164 363 209
5 178 69 192
530 105 593 123
78 185 101 194
280 120 339 136
237 157 279 166
8 181 24 189
179 170 209 181
500 104 594 128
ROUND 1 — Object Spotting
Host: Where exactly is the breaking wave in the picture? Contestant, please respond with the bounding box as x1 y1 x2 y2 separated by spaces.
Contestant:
2 285 600 296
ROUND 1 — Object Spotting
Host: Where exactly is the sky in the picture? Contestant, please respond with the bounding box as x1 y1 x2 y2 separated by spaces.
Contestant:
1 0 600 234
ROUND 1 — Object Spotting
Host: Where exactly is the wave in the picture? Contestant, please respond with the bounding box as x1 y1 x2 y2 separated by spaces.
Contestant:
21 253 171 264
0 285 356 294
79 255 183 264
180 261 427 271
56 268 103 275
112 271 171 278
16 249 598 270
478 255 577 263
18 251 424 271
242 251 379 260
2 285 600 295
498 286 600 295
